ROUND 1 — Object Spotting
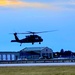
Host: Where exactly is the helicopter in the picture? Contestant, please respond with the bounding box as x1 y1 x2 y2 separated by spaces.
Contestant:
10 30 57 46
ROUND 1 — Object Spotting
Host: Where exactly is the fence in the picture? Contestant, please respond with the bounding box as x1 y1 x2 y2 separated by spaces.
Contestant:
0 58 75 64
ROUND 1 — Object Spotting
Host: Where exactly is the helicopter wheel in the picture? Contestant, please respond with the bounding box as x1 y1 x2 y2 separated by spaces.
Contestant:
32 42 34 45
39 42 41 44
20 43 22 46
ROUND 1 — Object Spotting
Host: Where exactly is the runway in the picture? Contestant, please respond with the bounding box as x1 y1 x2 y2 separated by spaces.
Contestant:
0 63 75 67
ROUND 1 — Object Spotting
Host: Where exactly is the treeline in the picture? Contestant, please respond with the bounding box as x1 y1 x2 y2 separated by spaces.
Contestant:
53 49 75 58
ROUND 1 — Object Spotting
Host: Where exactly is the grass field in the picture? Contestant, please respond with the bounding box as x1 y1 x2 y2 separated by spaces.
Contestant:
0 66 75 75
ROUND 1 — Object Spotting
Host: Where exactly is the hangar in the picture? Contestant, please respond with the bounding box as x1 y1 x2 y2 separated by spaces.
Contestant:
19 47 53 60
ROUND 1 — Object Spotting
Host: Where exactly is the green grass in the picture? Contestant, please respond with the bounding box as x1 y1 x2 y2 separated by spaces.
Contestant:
0 66 75 75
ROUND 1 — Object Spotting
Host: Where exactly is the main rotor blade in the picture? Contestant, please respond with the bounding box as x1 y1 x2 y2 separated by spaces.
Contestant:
10 32 29 34
26 30 58 34
10 30 58 34
10 32 26 34
9 32 17 34
33 30 58 34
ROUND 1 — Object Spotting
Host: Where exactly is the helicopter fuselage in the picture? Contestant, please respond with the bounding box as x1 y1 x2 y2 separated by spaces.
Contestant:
11 34 43 45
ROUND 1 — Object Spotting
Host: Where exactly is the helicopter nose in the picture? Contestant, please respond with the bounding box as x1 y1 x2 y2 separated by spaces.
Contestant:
41 38 43 42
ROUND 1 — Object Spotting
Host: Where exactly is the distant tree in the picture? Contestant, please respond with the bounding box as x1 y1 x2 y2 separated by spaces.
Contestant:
53 52 60 58
60 49 64 53
64 50 72 57
60 49 64 57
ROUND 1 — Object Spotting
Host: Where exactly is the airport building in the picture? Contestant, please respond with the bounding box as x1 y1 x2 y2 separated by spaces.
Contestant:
0 52 19 61
0 47 53 61
19 47 53 60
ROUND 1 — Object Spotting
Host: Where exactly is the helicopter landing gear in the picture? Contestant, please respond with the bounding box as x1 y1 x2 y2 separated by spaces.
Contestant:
20 43 22 46
32 42 34 45
39 42 41 44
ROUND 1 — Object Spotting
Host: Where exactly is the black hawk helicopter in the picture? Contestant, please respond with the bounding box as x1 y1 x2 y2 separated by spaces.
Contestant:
10 30 57 46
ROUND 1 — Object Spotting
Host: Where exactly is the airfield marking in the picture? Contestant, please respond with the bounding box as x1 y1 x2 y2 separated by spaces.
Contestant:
0 63 75 67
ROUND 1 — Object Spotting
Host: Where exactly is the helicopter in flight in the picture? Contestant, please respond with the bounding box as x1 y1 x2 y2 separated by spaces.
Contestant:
10 30 57 46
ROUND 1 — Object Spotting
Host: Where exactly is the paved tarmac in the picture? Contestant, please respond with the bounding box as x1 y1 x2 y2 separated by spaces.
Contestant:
0 63 75 67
